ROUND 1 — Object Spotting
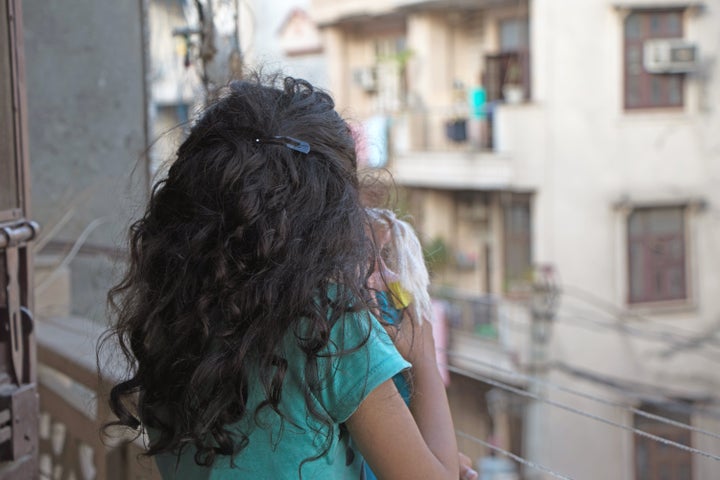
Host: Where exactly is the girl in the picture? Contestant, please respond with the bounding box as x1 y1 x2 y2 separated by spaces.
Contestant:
104 76 459 479
365 208 478 480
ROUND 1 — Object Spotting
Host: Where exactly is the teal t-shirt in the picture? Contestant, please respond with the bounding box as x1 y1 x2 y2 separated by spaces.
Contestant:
154 310 410 479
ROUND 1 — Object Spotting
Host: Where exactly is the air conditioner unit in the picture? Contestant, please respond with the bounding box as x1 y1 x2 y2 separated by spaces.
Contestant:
352 67 377 93
643 39 698 74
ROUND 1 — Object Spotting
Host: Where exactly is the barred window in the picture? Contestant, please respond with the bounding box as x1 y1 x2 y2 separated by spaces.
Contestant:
627 206 687 304
624 10 685 109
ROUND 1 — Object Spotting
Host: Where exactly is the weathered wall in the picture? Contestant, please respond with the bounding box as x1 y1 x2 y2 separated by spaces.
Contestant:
23 0 149 322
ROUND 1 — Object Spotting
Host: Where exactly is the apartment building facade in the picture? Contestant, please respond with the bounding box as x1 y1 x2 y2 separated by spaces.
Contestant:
311 0 720 478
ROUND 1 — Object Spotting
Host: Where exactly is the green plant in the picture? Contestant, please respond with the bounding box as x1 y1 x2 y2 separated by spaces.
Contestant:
423 236 451 270
378 48 414 68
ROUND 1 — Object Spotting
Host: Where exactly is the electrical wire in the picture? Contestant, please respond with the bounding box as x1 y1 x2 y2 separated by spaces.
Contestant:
35 217 110 295
555 309 720 364
460 292 720 362
561 284 720 348
444 365 720 462
455 430 575 480
553 361 720 421
558 304 720 351
444 350 720 442
434 292 720 355
440 334 720 421
33 182 113 253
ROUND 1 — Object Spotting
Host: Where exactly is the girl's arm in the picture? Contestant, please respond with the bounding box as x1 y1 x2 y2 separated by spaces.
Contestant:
346 318 459 480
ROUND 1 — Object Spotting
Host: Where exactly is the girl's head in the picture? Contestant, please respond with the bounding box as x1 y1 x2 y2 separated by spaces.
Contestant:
106 75 373 465
147 76 366 301
366 208 432 324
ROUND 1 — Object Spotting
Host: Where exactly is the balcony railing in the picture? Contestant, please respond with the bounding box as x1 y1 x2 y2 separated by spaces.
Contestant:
36 316 161 480
391 107 494 154
435 290 500 340
34 301 529 479
433 289 532 375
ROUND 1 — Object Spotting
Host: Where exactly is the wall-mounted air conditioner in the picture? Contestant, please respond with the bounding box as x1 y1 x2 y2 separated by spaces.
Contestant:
353 67 377 93
643 39 698 74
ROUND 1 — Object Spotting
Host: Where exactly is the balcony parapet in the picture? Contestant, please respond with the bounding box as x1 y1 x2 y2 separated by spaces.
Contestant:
311 0 399 25
392 150 514 190
384 107 513 189
433 290 532 381
36 316 160 480
311 0 522 25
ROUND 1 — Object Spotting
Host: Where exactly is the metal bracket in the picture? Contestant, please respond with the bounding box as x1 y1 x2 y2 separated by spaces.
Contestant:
0 221 38 385
0 384 38 461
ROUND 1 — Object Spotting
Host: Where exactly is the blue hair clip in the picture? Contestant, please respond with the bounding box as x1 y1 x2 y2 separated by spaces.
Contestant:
278 136 311 154
255 136 311 154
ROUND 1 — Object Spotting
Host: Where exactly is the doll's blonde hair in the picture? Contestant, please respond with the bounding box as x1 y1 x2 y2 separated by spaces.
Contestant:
367 208 432 324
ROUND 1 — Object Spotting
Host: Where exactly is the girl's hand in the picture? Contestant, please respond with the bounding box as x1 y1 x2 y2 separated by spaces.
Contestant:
459 452 478 480
385 309 436 367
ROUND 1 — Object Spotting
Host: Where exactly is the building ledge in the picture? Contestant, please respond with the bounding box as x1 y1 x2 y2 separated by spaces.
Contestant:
391 150 515 190
311 0 399 26
449 331 526 387
612 0 705 13
396 0 522 11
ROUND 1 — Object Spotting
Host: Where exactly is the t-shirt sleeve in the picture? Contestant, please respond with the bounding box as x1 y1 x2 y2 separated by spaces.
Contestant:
315 310 411 423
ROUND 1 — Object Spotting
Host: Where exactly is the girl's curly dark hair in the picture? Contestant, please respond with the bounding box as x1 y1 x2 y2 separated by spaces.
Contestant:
103 75 373 467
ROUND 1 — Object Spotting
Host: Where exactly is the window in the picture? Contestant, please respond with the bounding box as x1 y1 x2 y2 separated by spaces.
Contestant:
624 10 685 109
627 207 687 304
485 17 531 103
503 194 532 292
373 36 408 113
634 403 692 480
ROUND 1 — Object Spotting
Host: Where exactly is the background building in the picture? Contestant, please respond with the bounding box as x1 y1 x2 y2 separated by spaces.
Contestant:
11 0 720 477
311 0 720 478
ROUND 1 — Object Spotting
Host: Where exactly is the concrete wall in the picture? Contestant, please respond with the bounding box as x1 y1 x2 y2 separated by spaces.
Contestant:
23 0 149 322
512 0 720 477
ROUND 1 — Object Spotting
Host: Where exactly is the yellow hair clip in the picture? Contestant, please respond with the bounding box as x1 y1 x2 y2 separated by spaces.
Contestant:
387 281 414 310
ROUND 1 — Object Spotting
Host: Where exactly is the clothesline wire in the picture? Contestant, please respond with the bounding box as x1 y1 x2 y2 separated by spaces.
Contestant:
443 364 720 462
443 350 720 442
455 430 575 480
